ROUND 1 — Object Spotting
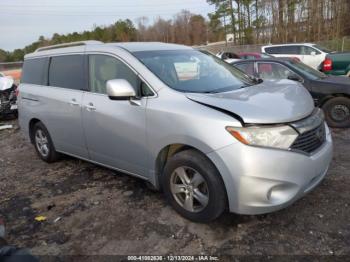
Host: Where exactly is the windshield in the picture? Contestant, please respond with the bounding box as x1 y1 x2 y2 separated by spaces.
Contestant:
312 44 333 53
287 60 327 80
133 50 254 93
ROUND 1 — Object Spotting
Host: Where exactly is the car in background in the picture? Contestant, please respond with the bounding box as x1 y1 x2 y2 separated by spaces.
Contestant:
261 43 332 69
216 51 240 63
238 52 273 59
0 74 18 119
320 52 350 77
232 58 350 128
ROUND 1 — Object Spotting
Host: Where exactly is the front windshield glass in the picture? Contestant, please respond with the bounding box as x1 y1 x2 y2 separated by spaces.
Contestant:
287 60 327 80
312 44 333 53
133 50 254 93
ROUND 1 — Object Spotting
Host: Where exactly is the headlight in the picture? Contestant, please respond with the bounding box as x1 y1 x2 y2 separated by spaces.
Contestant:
226 125 298 149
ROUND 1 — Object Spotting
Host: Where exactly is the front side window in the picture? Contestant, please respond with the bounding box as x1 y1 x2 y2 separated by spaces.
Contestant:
89 55 141 95
49 55 85 90
301 46 320 55
234 62 255 76
257 62 294 80
21 58 48 85
133 50 254 93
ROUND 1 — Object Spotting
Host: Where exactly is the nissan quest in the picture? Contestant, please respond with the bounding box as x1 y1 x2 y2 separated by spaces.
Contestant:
18 41 333 222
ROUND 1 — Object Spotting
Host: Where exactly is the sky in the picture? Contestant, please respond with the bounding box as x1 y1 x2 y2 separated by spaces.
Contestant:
0 0 215 51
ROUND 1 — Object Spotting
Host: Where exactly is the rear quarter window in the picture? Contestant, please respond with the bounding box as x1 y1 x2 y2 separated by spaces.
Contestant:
49 55 85 90
21 58 48 85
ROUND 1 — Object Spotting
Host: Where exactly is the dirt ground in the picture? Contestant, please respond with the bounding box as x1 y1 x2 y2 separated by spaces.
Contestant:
0 119 349 260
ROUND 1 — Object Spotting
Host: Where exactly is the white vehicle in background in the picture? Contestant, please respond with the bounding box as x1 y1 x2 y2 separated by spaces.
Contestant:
0 74 18 118
261 43 332 69
216 51 241 63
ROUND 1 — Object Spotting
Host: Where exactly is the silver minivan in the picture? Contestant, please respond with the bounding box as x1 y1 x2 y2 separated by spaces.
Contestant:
18 41 333 222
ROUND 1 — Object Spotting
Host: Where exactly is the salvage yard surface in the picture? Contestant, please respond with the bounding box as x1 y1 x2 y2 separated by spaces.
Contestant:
0 120 349 259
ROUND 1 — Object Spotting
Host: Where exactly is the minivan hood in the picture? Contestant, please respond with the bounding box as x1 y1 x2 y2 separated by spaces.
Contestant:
186 80 314 124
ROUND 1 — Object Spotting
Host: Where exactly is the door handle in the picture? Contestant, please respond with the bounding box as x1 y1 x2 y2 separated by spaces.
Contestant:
69 98 79 106
86 102 96 111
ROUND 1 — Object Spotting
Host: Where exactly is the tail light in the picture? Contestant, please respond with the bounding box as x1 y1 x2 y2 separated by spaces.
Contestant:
323 58 332 71
15 87 19 97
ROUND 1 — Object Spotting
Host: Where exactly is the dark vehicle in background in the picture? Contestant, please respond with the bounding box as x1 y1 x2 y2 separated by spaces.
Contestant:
320 52 350 77
238 52 273 59
232 58 350 128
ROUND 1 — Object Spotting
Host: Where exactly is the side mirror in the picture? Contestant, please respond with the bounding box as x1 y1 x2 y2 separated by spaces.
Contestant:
310 51 316 56
106 79 136 100
287 73 303 82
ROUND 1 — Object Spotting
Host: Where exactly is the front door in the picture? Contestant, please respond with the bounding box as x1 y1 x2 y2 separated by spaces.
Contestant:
82 54 149 177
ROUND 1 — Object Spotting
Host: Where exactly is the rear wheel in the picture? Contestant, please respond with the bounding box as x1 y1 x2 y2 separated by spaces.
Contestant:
162 149 227 222
33 122 60 162
322 97 350 128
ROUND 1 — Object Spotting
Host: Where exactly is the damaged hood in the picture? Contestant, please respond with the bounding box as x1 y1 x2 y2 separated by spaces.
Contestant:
0 76 14 91
186 80 314 124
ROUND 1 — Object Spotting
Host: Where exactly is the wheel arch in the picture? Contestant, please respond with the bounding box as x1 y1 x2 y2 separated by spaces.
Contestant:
153 143 224 192
28 118 42 144
319 93 350 107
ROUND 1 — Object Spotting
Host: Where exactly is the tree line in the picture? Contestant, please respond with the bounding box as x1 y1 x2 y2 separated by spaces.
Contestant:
209 0 350 44
1 0 350 62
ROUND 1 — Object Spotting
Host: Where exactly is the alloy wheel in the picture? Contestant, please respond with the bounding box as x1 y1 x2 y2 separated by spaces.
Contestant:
35 129 49 157
170 166 209 213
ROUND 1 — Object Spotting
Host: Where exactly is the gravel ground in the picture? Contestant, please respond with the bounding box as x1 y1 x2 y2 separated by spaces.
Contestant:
0 119 349 260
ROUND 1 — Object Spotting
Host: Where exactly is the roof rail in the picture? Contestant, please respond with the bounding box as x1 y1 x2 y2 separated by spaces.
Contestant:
35 40 103 52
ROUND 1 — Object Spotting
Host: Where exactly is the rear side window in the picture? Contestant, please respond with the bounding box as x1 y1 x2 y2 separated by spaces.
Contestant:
265 46 300 55
265 46 282 54
49 55 85 90
21 58 48 85
257 62 294 80
282 45 301 54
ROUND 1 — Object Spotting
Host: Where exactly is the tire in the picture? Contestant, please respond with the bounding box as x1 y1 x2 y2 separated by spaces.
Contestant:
161 149 227 223
322 97 350 128
32 122 60 163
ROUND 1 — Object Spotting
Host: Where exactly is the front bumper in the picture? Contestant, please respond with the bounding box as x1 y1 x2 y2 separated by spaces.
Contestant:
207 124 333 215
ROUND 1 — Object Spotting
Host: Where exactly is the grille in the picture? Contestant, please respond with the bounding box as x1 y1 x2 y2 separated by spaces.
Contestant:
290 123 326 154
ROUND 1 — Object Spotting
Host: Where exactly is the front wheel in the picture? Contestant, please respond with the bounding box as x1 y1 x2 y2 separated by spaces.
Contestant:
33 122 60 163
322 97 350 128
161 149 227 222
